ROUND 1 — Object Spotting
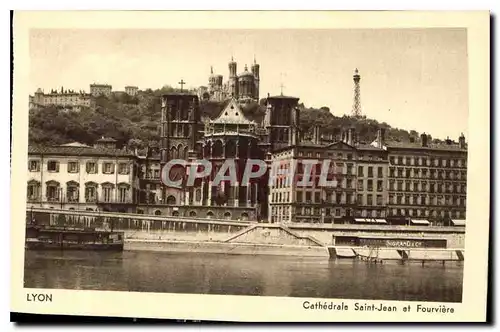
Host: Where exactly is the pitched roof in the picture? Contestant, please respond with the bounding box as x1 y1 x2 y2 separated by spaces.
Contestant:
211 98 255 125
385 140 467 152
28 145 134 157
96 137 117 143
59 142 92 148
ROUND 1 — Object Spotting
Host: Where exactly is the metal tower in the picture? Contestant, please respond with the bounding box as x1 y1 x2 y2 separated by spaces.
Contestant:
352 68 362 118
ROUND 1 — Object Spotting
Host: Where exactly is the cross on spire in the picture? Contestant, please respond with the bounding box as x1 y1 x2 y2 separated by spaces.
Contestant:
178 79 186 92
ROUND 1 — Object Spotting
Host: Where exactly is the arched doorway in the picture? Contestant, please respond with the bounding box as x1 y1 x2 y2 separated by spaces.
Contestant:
224 212 231 220
189 211 197 217
206 211 214 219
154 210 162 216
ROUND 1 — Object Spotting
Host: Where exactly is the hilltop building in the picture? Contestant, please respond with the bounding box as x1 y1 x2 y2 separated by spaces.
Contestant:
198 57 260 104
90 83 112 97
29 87 91 111
125 86 139 96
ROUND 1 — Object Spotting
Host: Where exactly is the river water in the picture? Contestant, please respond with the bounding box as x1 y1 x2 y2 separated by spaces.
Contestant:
24 250 463 302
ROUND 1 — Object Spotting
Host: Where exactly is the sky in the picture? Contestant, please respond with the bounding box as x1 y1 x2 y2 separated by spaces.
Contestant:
29 28 468 139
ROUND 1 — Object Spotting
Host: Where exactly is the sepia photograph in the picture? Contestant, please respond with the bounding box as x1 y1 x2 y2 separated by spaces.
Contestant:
10 11 490 322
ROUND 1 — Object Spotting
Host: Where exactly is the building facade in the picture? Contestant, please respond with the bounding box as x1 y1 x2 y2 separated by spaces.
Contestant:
198 58 260 104
386 133 467 226
90 84 113 97
125 86 139 96
26 141 138 213
29 88 91 110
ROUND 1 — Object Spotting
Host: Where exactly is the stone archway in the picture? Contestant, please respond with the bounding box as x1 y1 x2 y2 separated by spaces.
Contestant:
224 212 231 220
206 211 214 219
155 210 162 216
189 211 197 217
240 212 249 221
172 211 180 217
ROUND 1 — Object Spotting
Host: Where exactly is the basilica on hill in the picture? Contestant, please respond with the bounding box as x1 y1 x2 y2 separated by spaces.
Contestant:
197 57 261 103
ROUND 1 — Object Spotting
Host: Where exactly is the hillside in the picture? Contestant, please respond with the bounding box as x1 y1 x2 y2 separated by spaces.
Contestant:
28 86 436 150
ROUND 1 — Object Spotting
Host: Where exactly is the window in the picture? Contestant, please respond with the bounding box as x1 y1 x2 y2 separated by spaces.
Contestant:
377 167 383 178
118 186 129 203
358 166 364 177
305 192 312 202
336 193 342 204
390 156 395 165
368 167 373 177
46 182 60 201
314 192 321 203
367 194 373 206
389 167 395 177
397 181 403 191
103 163 115 174
85 185 97 202
396 195 402 204
27 181 40 201
67 161 79 173
102 186 113 202
66 182 79 202
86 162 97 174
296 192 303 203
118 163 129 175
28 160 40 172
47 160 59 172
154 169 160 178
357 179 364 191
405 169 411 178
357 194 363 205
335 209 341 216
377 180 383 192
367 179 373 191
389 180 395 191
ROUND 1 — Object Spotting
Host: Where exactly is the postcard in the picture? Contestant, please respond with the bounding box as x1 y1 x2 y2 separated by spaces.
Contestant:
11 10 490 322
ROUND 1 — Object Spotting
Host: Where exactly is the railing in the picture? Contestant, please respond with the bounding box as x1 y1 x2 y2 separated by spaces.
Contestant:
28 207 252 227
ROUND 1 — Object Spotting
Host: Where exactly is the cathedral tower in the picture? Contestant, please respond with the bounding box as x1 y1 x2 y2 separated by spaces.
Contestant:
251 57 260 100
228 57 238 97
266 94 300 151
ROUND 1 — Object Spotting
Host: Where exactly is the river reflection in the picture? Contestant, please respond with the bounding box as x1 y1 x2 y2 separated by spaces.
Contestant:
24 250 463 302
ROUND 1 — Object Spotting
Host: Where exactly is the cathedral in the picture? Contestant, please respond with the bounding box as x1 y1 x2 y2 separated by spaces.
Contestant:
198 57 260 103
158 90 300 221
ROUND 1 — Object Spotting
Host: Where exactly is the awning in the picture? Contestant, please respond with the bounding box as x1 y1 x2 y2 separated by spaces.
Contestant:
355 218 387 224
451 219 466 226
411 219 430 225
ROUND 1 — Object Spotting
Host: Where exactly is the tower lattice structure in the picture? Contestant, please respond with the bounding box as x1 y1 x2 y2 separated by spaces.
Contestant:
352 68 362 118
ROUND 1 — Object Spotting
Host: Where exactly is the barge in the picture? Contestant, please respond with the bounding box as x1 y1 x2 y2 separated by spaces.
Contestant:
25 224 124 251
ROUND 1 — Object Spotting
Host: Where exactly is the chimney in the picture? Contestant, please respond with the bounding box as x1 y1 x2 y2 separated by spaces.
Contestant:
459 133 466 149
421 132 428 147
445 136 453 145
347 127 354 146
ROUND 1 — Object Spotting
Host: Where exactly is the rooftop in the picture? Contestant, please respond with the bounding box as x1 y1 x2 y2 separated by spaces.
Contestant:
28 145 134 157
